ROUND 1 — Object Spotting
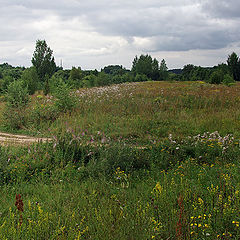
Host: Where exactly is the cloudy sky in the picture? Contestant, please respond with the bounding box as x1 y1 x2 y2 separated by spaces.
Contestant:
1 0 240 70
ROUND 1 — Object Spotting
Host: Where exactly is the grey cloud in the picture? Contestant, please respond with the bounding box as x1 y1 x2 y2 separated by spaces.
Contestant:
202 0 240 19
0 0 239 68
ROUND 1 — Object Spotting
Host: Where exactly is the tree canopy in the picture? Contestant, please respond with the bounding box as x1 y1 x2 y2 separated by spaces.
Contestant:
227 52 240 81
32 40 56 82
132 54 161 80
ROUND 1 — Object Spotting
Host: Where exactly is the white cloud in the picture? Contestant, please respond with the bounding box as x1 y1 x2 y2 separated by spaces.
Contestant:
0 0 239 69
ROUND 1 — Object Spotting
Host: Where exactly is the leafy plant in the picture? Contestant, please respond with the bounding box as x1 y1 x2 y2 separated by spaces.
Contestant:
53 79 78 113
3 81 29 129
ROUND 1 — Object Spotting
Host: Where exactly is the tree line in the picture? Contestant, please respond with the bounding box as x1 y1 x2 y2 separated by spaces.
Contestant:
0 40 240 96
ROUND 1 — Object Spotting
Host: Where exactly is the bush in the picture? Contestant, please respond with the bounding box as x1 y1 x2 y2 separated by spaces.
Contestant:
5 80 29 108
3 81 29 129
30 96 58 128
223 74 235 86
82 74 96 88
208 70 223 84
134 74 149 82
93 72 111 86
53 79 78 113
21 67 40 95
0 75 14 93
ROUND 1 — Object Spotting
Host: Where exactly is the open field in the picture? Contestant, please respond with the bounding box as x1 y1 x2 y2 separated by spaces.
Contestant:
6 80 240 140
0 81 240 239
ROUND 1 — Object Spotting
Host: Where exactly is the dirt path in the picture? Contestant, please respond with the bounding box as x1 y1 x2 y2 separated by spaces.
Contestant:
0 132 51 146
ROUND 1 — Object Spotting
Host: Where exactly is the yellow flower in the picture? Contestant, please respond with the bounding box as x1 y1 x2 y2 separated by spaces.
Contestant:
155 182 162 194
198 198 204 205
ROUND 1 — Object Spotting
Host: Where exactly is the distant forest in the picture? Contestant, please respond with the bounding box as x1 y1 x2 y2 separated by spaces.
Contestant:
1 40 240 95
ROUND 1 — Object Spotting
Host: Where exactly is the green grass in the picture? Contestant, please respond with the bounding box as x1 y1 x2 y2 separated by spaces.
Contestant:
2 81 240 140
0 81 240 239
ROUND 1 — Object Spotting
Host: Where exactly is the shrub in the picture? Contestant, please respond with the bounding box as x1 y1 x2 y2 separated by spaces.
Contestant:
3 80 29 129
93 72 111 86
223 74 235 86
30 96 58 128
208 70 223 84
53 79 78 113
82 74 96 88
5 80 29 108
0 76 14 93
21 67 40 95
135 74 149 82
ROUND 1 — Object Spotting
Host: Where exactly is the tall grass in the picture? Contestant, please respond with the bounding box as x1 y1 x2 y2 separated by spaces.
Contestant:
0 81 240 239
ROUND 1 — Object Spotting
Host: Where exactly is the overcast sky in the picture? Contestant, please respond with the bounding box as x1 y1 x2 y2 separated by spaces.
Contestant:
1 0 240 70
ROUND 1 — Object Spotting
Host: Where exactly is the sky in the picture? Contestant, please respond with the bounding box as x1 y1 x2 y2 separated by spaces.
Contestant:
0 0 240 70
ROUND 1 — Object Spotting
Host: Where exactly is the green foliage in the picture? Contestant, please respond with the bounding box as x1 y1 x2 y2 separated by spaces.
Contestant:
32 40 56 83
53 79 78 113
5 81 29 108
3 81 29 129
30 96 58 129
111 72 134 84
0 75 14 93
227 52 240 81
0 131 239 239
102 65 127 75
82 74 96 88
182 64 212 82
159 59 168 80
69 67 83 88
21 67 40 95
48 75 63 94
93 72 111 87
131 54 161 80
52 69 70 82
208 70 224 84
223 74 235 86
134 73 149 82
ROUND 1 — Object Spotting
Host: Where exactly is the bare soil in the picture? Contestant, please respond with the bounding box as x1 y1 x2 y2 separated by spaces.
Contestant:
0 132 51 146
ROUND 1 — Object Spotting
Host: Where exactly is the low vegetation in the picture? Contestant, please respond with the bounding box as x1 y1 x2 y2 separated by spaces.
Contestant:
0 80 239 239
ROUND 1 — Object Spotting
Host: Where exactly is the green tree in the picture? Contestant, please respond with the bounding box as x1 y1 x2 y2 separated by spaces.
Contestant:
102 65 127 75
21 67 39 95
5 80 29 108
208 70 223 84
182 64 195 81
227 52 240 81
32 40 56 83
69 67 83 88
131 54 160 80
159 59 168 80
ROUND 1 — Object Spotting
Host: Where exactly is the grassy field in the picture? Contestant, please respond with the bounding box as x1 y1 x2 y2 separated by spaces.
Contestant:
0 81 240 239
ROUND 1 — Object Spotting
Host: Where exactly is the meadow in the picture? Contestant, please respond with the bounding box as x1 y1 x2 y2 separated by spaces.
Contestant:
0 81 240 239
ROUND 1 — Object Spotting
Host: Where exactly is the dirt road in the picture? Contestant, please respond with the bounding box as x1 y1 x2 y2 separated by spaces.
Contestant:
0 132 51 146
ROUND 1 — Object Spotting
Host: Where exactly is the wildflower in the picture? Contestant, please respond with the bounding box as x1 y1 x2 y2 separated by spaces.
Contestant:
155 182 162 194
198 197 204 205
